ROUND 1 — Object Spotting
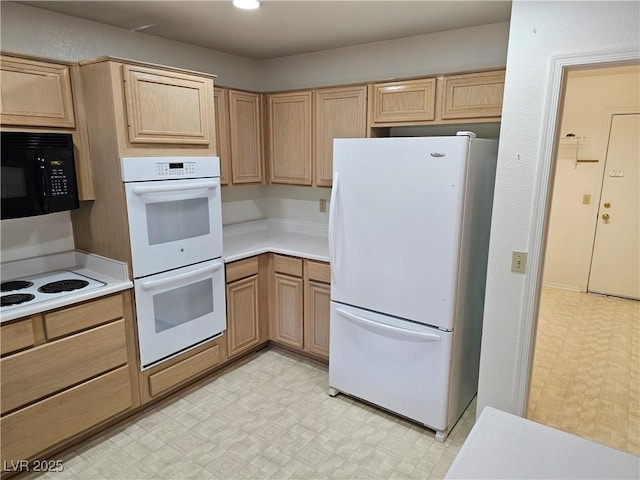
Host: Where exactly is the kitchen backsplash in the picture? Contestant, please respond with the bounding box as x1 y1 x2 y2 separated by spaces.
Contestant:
1 186 330 263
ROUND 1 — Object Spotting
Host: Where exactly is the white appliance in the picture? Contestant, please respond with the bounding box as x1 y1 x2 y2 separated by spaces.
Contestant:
328 133 498 442
121 157 226 369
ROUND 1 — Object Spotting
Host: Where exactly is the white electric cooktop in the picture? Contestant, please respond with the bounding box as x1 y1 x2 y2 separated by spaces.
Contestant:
0 270 106 314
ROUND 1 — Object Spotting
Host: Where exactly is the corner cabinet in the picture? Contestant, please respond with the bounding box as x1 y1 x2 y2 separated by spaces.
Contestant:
313 86 367 187
269 254 330 362
266 91 313 186
229 90 264 184
0 291 139 465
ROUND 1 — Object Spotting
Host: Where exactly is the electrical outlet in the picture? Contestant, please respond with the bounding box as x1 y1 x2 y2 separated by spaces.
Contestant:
582 194 591 205
319 199 327 213
511 251 527 273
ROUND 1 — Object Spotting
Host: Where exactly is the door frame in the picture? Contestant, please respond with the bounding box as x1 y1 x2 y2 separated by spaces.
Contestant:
513 47 639 416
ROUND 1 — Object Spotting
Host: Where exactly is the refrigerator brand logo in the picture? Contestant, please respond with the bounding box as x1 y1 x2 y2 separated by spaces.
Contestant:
430 153 446 157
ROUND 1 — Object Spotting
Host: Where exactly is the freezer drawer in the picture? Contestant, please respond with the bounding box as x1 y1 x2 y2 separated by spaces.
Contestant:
329 302 453 432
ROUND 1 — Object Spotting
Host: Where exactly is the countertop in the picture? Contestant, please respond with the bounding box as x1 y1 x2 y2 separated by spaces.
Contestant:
1 251 132 323
223 219 329 263
445 406 639 479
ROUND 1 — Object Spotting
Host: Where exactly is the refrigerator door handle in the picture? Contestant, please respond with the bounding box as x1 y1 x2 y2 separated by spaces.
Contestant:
328 171 340 283
336 308 442 342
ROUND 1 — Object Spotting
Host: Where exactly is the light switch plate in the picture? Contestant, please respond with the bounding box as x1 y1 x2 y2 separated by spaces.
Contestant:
511 251 527 273
319 199 327 213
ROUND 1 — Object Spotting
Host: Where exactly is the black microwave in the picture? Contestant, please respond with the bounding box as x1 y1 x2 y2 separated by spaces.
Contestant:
1 132 79 220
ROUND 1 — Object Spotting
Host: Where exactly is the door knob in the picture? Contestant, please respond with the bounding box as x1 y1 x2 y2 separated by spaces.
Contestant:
602 213 610 221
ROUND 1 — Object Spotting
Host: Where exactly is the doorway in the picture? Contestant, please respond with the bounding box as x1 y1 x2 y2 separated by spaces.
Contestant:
528 65 639 455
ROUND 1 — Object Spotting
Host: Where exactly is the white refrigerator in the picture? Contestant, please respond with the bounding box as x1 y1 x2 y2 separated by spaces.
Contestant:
328 133 498 442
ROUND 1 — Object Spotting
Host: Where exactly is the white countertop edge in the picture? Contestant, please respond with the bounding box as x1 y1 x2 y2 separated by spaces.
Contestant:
224 245 330 264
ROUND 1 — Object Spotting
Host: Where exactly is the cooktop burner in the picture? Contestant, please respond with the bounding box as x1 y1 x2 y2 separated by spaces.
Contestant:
38 279 90 294
1 280 34 292
1 293 36 307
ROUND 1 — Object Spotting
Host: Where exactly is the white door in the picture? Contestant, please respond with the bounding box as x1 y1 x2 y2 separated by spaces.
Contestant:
134 259 226 368
125 178 223 278
588 113 640 300
328 302 453 431
330 137 469 331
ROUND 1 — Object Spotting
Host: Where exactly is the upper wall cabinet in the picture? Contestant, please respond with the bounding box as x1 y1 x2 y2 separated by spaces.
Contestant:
79 57 216 157
0 55 76 128
369 70 506 127
229 90 263 184
370 78 436 124
441 70 506 120
213 87 232 185
266 91 313 186
313 86 367 187
122 65 213 145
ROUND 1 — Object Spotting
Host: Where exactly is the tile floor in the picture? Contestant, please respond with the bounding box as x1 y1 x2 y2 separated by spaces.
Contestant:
528 287 640 455
27 348 475 480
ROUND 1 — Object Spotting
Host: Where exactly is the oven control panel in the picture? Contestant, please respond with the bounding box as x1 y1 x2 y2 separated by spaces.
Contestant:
156 162 197 177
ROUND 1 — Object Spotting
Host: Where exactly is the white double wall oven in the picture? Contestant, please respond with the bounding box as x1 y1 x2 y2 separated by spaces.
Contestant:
121 157 225 369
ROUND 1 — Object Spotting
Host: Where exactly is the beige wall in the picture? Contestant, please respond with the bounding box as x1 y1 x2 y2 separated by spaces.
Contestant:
543 66 640 291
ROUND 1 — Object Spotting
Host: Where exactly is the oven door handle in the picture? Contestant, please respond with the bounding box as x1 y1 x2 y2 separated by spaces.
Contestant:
132 179 219 196
140 261 223 291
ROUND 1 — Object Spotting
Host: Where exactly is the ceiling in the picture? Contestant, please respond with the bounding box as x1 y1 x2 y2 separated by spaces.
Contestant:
18 1 512 60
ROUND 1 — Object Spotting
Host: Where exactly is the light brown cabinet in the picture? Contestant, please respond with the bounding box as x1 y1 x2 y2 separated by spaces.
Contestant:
0 54 76 128
266 91 313 185
313 86 367 187
304 260 331 359
226 256 269 358
0 291 138 465
370 78 437 124
229 90 263 184
269 254 330 361
441 70 505 120
369 70 505 127
122 64 213 146
213 87 232 185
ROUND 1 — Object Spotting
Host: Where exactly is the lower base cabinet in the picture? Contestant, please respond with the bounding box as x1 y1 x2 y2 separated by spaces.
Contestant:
0 291 138 466
270 255 330 361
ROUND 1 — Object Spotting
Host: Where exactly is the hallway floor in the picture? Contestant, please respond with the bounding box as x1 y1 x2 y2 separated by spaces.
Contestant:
528 287 639 455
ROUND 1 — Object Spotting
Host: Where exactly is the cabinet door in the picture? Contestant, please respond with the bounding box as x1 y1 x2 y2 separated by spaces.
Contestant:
314 86 367 187
229 90 263 184
0 55 75 128
441 70 505 120
122 65 212 145
371 78 436 124
267 92 312 186
304 281 330 359
272 273 304 348
214 88 232 185
226 275 260 358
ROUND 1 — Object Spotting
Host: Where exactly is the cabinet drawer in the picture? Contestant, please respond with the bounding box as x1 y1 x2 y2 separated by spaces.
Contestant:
371 78 436 124
273 255 303 277
1 318 35 356
307 261 331 284
148 344 221 397
0 367 132 464
44 294 125 340
1 320 127 414
226 257 259 283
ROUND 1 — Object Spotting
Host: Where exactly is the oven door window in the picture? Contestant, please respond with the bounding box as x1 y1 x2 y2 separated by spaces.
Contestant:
146 197 210 245
153 278 213 332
